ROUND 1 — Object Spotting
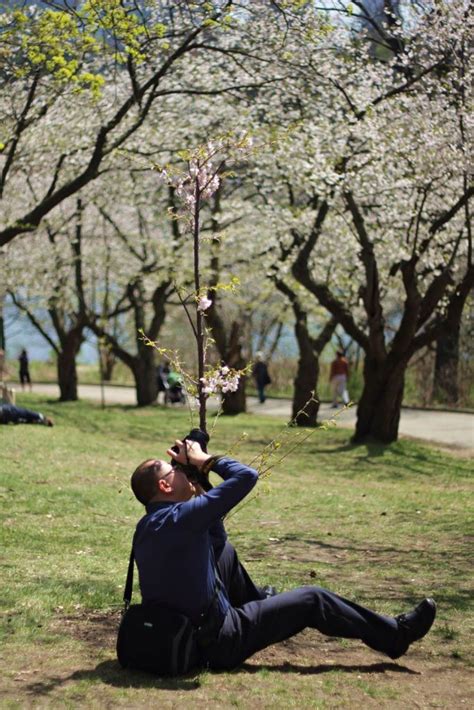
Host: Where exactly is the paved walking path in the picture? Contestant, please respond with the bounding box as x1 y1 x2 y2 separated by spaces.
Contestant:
15 382 474 451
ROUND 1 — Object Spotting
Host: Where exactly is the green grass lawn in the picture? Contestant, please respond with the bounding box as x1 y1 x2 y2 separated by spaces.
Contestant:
1 394 473 708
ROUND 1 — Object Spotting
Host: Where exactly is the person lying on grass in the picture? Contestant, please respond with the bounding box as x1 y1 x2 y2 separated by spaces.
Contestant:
0 403 53 427
130 439 436 671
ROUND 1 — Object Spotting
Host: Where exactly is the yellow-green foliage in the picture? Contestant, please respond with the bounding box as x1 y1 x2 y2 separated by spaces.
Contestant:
81 0 146 63
9 8 101 93
2 2 150 97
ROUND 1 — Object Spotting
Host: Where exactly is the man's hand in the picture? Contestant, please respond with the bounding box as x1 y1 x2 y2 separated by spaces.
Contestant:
167 439 211 470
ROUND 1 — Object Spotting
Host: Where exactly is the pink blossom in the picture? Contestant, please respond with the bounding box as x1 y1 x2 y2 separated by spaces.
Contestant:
200 368 240 395
197 296 212 311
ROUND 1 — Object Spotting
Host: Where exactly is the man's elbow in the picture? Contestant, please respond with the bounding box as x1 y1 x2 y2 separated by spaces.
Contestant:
243 466 259 488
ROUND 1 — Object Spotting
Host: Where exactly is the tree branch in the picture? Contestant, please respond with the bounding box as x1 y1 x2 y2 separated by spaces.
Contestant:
8 291 59 353
429 185 474 236
0 22 207 247
344 191 386 359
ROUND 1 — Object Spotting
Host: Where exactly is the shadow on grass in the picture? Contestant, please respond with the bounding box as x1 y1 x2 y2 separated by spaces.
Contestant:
25 658 418 697
239 660 419 676
307 437 468 480
26 660 201 695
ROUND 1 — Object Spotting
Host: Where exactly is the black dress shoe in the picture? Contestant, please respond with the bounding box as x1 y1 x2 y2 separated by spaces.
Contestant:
388 598 437 660
261 585 278 599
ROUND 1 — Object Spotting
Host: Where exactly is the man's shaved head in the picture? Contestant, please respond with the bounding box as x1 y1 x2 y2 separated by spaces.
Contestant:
131 459 162 505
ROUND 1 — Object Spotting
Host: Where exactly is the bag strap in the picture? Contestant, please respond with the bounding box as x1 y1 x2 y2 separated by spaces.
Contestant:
123 535 136 610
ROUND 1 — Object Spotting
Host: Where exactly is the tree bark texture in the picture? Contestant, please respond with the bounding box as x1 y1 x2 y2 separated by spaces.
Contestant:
292 337 320 426
132 348 158 407
433 328 460 405
273 276 336 427
99 345 116 382
222 373 247 415
221 321 247 416
353 356 406 443
56 330 83 401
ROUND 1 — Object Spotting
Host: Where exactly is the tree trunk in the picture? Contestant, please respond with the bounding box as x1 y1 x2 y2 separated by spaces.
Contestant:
132 348 158 407
222 374 247 415
57 332 83 401
99 344 116 382
217 320 247 416
221 330 247 415
292 335 320 426
432 325 460 405
290 314 337 426
353 356 406 443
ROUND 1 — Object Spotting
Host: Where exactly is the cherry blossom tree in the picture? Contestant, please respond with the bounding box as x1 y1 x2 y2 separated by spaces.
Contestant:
4 168 180 403
5 198 92 400
1 1 312 405
85 172 184 407
250 0 473 442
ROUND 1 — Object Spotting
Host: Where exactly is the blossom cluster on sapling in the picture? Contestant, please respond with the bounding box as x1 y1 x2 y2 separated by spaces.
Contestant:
197 295 212 311
158 135 253 227
200 365 240 395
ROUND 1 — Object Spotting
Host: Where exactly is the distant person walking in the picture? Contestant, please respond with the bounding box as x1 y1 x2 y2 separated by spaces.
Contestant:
18 349 32 391
252 352 271 404
329 351 350 408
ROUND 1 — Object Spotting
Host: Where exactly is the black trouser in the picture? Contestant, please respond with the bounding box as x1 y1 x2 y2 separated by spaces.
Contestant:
20 370 31 385
0 404 43 425
206 542 399 670
215 541 266 607
257 383 266 403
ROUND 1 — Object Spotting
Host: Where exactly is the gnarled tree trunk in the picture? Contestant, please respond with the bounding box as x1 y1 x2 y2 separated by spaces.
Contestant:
292 337 319 426
221 321 247 415
433 330 460 405
222 374 247 415
132 349 158 407
353 356 406 443
292 316 337 427
57 329 84 401
88 278 170 407
99 344 116 382
274 277 337 427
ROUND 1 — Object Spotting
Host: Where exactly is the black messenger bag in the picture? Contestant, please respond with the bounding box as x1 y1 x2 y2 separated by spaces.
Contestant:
116 544 200 676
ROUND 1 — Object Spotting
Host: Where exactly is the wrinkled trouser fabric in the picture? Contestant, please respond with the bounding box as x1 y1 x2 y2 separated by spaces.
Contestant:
215 541 265 607
208 542 398 670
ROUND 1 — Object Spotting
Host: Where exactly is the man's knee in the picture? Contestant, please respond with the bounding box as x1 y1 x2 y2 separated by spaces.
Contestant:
291 585 326 604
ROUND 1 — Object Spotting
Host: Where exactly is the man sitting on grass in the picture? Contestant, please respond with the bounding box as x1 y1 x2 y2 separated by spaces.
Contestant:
0 403 53 427
130 439 436 671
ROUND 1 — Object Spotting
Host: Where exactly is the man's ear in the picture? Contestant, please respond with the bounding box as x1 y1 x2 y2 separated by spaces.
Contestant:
158 477 171 494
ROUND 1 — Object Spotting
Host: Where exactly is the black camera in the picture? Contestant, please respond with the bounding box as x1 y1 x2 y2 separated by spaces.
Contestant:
171 428 213 491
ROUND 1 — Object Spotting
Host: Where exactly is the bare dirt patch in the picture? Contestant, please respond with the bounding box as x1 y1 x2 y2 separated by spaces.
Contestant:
50 609 121 649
